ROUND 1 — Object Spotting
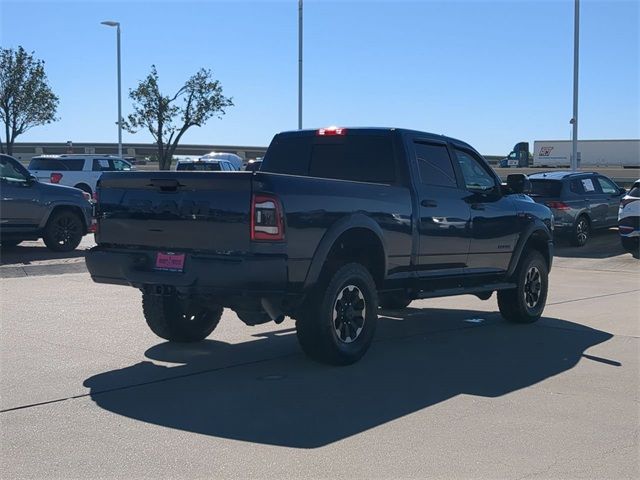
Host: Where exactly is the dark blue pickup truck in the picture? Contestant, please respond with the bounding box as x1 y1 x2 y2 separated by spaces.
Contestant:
86 127 553 365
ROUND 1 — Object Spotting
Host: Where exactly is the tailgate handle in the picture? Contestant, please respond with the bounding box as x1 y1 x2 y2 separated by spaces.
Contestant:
148 179 183 192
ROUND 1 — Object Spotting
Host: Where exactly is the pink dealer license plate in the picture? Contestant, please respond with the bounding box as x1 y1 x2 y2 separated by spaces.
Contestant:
154 252 186 272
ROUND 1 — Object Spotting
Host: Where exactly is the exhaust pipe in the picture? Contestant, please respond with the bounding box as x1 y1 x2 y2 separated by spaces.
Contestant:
261 298 285 324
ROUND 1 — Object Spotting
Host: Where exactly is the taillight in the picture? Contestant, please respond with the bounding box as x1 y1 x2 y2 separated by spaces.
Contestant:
546 201 570 211
50 172 63 183
620 197 639 208
317 126 347 136
251 194 284 241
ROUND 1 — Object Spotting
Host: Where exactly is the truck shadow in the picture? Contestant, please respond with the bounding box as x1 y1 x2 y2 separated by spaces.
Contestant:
0 239 91 266
83 309 614 449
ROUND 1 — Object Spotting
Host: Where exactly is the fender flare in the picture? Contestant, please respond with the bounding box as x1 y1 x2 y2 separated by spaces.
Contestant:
303 213 388 290
38 202 89 231
506 220 553 277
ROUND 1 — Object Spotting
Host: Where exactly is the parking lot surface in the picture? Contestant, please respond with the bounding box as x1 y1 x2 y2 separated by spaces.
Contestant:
1 230 638 479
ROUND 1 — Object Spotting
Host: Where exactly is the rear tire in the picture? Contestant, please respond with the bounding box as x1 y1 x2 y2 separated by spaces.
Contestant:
379 292 412 309
42 210 84 252
498 250 548 324
296 263 378 365
570 215 590 247
142 294 223 342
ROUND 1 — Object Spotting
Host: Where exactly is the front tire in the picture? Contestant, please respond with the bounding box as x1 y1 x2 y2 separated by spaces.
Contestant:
498 250 548 324
43 210 84 252
142 294 223 342
296 263 378 365
570 215 590 247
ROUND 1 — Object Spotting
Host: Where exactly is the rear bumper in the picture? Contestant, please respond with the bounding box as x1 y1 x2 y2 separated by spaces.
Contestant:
85 247 288 295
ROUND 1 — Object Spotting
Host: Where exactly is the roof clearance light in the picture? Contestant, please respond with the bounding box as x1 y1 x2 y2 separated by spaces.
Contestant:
318 126 346 136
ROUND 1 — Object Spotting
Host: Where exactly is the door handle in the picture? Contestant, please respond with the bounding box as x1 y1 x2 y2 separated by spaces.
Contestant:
421 199 438 208
470 203 485 211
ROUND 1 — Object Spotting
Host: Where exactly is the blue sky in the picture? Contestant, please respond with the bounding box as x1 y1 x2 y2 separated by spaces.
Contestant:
1 0 638 154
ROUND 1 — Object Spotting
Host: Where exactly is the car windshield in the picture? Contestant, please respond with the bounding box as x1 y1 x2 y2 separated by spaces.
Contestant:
176 162 222 171
529 179 562 197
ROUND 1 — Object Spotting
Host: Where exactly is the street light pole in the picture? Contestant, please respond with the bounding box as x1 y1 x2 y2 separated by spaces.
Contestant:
571 0 580 172
101 21 122 158
298 0 303 130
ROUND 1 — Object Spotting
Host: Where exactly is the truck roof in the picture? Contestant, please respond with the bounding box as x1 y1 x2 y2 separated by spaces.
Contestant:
276 127 478 153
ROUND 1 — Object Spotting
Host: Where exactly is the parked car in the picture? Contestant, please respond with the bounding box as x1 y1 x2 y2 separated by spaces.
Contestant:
528 171 625 246
199 152 244 170
86 126 554 365
0 154 93 251
175 158 238 171
618 179 640 254
28 154 133 196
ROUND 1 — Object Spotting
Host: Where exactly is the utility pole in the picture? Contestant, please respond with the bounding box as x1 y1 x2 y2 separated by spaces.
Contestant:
571 0 580 171
298 0 303 130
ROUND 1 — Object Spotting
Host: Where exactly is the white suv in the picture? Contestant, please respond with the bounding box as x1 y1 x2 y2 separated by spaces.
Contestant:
28 155 133 196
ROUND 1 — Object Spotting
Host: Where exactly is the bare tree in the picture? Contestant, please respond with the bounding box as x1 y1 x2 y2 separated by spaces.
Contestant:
0 46 59 155
125 65 233 170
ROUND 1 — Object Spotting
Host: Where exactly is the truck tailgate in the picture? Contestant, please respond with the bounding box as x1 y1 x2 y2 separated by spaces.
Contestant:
95 171 253 252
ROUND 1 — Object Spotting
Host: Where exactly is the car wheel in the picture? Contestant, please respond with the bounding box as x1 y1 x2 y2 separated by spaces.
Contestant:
497 250 548 324
42 210 84 252
379 292 412 309
621 236 639 256
570 215 590 247
296 263 378 365
142 293 223 342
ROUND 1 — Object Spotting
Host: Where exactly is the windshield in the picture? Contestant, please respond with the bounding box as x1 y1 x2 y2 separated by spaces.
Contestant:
529 179 562 197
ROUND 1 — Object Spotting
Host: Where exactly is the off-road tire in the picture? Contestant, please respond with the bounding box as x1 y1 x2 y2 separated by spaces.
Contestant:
379 293 412 309
142 293 223 342
570 215 590 247
497 250 548 324
296 263 378 365
42 210 84 252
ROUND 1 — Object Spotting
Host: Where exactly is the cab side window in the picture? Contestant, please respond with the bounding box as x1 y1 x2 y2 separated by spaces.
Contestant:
0 157 28 183
413 142 457 188
93 159 113 171
112 159 131 171
454 149 496 192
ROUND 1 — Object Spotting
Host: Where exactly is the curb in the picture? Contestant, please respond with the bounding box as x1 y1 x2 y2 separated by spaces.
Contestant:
0 261 87 278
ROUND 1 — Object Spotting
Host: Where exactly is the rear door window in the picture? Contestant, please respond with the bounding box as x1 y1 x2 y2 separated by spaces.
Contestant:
413 142 457 188
93 159 113 171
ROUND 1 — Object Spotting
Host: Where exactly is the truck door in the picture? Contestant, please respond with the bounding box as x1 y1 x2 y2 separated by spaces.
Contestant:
0 156 42 231
411 140 471 274
452 147 519 272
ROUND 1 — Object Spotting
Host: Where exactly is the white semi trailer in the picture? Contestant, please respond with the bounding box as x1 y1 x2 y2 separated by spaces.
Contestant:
533 140 639 168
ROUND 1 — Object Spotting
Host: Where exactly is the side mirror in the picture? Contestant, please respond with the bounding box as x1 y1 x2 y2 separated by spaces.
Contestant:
27 174 38 184
506 174 531 194
619 187 627 195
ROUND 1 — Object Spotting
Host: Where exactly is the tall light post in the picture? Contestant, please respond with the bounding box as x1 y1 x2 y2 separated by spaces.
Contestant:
571 1 580 171
298 0 303 130
101 20 122 158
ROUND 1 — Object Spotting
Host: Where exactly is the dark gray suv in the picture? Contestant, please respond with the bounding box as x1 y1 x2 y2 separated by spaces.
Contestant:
0 154 93 251
528 171 625 246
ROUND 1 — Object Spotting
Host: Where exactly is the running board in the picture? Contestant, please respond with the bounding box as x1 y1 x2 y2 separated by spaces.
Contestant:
415 283 517 300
